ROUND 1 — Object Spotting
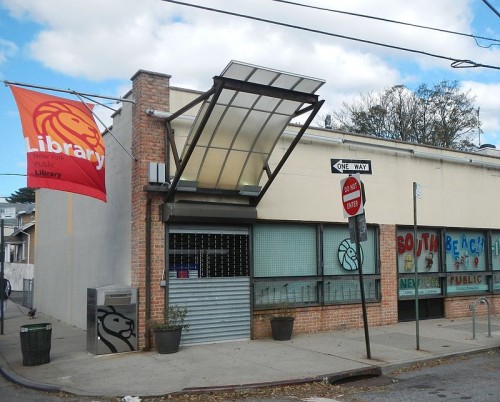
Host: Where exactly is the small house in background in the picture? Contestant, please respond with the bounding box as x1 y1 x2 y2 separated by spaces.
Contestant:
8 208 36 264
2 205 35 292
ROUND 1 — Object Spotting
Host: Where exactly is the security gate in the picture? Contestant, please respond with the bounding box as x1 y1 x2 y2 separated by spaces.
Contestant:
167 227 250 344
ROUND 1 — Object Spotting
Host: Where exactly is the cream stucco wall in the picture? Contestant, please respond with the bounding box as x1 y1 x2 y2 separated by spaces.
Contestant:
257 130 500 229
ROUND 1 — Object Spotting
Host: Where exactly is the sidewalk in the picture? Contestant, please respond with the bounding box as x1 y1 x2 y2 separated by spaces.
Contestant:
0 299 499 398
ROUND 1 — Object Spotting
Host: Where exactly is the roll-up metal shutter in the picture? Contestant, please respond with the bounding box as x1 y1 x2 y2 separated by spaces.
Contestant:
167 226 251 344
169 277 250 345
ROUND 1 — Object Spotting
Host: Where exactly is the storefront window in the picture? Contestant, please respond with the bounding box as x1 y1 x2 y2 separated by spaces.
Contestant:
445 230 488 295
396 228 442 298
253 224 318 308
323 225 380 303
491 231 500 292
253 224 317 277
324 226 377 275
253 223 380 308
397 229 440 274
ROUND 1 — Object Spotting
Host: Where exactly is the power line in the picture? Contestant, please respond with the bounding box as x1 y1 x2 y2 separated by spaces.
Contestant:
161 0 500 70
482 0 500 18
271 0 500 47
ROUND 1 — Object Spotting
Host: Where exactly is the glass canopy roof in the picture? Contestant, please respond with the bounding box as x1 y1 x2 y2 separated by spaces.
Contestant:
168 61 325 202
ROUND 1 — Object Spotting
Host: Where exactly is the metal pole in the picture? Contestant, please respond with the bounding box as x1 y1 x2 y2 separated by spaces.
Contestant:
354 214 371 359
413 182 420 350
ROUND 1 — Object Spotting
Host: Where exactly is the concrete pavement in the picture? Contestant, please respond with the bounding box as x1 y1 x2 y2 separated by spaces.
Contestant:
0 297 499 398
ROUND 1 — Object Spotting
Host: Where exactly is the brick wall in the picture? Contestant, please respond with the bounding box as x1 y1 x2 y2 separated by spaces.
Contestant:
445 295 499 318
130 70 171 350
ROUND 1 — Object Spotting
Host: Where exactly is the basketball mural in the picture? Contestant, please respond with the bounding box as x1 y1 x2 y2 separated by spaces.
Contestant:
10 86 106 202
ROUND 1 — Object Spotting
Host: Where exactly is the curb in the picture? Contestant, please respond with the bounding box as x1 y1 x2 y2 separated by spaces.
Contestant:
379 345 500 376
0 366 61 393
170 366 382 396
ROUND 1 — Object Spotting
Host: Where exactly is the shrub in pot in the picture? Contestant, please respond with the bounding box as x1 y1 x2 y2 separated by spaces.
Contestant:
270 302 296 341
148 305 189 354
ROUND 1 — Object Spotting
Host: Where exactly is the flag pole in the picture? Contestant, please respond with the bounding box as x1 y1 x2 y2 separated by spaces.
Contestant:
73 92 137 162
2 80 135 104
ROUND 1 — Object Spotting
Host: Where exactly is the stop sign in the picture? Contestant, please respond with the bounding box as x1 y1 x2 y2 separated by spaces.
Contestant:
341 174 364 218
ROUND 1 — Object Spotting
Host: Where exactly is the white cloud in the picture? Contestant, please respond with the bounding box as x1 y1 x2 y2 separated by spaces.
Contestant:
0 38 18 65
6 0 497 82
463 81 500 143
2 0 499 144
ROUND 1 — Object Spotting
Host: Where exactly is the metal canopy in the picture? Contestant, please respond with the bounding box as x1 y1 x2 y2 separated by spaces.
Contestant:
166 61 325 205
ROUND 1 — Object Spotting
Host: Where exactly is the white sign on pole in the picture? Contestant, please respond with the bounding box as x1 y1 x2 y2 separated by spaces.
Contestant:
415 183 422 199
0 207 16 219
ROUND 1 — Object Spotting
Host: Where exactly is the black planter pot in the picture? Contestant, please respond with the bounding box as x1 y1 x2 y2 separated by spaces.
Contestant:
270 317 294 341
153 327 182 354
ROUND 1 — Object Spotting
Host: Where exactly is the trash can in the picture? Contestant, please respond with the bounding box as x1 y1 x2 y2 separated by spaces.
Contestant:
20 323 52 366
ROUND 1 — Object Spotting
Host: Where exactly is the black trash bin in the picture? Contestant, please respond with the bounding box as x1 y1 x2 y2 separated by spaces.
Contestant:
20 323 52 366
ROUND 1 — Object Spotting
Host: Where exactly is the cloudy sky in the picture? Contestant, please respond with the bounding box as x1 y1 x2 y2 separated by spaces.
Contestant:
0 0 499 198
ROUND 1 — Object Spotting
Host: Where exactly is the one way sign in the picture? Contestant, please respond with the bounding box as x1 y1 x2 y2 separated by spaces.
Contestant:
331 159 372 174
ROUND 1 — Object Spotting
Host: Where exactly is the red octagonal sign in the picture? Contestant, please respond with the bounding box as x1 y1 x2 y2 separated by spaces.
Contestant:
341 174 364 218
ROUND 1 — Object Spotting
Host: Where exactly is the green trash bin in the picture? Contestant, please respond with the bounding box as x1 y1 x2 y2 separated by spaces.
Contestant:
20 323 52 366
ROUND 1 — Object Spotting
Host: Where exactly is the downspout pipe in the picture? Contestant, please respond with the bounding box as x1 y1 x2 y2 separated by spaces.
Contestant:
145 195 152 350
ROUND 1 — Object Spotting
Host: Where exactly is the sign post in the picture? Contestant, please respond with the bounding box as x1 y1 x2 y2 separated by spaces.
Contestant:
340 173 371 359
413 182 422 350
0 207 15 335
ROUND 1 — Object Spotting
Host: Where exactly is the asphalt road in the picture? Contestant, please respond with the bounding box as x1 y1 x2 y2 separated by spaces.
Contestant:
338 349 500 402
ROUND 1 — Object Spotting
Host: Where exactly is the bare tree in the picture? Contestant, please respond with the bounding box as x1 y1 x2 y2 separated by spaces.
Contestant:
329 81 480 151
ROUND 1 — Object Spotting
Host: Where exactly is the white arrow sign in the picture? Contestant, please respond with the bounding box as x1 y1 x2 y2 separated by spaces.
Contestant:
331 159 372 174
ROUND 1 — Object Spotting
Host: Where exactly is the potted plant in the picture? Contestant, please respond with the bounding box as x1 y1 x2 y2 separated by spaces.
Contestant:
270 302 296 341
148 305 189 354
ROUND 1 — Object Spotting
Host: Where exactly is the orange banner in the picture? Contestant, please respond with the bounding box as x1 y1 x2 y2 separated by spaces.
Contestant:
10 86 106 202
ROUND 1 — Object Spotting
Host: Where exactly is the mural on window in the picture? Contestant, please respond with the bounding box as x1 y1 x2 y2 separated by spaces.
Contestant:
397 230 440 274
397 229 441 297
445 230 488 294
323 226 379 303
492 231 500 292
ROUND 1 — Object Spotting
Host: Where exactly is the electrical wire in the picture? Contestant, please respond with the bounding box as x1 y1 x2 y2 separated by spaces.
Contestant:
482 0 500 18
161 0 500 70
271 0 500 48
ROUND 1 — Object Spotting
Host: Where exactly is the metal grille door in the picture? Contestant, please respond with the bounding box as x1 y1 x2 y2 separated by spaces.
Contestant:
168 227 250 344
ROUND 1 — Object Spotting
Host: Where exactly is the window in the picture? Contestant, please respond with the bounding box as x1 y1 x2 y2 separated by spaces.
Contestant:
445 230 489 295
323 225 380 303
396 228 442 298
253 224 319 307
491 231 500 293
253 223 380 309
168 227 249 278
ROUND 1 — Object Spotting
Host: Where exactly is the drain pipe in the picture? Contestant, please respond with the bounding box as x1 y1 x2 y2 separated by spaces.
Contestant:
144 195 152 350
